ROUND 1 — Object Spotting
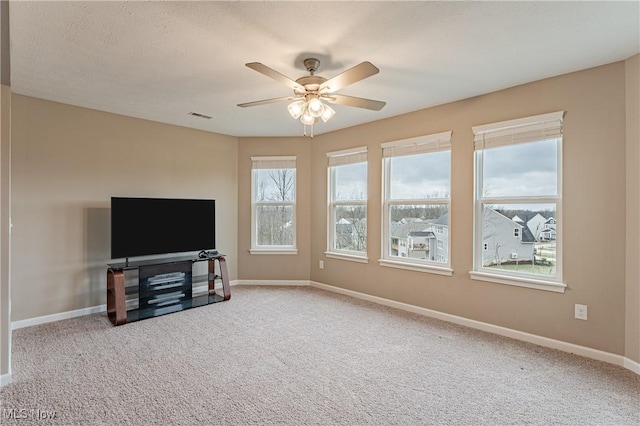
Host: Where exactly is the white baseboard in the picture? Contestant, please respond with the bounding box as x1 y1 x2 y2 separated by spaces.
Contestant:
624 357 640 374
234 279 310 286
11 305 107 330
310 281 639 375
0 372 11 387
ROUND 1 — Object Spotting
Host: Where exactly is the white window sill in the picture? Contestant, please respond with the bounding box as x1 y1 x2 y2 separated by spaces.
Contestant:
469 271 566 293
324 251 369 264
250 248 298 255
378 259 453 276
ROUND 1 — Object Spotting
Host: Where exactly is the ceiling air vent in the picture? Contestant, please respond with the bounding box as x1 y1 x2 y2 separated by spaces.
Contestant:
188 112 212 119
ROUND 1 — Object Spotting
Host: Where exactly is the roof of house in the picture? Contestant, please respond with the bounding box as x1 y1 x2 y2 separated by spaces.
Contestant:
522 227 535 243
512 212 543 223
398 217 425 224
434 213 449 226
390 222 433 238
409 231 436 238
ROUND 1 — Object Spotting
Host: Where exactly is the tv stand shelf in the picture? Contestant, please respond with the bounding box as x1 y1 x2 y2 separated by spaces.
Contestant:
106 254 230 326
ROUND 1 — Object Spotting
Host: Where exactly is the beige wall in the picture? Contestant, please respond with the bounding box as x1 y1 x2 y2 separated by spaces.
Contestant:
10 95 238 321
1 0 10 383
1 84 10 380
625 53 640 364
236 137 311 281
302 62 628 355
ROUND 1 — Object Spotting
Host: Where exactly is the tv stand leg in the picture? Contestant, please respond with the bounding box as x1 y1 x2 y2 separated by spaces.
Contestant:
209 257 231 301
107 269 127 325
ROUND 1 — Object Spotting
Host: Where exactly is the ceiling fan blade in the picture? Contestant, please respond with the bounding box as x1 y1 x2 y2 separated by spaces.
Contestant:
319 62 380 93
237 96 295 108
325 94 386 111
245 62 303 91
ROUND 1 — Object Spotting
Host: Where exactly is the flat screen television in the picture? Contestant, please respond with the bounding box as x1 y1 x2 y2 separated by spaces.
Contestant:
111 197 215 259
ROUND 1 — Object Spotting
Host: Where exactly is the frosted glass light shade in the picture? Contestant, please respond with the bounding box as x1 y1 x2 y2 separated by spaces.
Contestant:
288 100 306 119
308 97 324 118
320 104 335 122
300 111 315 126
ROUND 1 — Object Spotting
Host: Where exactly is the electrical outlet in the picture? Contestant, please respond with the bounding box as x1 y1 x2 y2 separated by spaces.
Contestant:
319 260 324 270
575 304 588 320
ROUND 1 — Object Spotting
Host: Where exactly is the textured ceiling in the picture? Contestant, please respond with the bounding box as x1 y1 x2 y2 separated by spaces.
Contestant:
8 1 640 137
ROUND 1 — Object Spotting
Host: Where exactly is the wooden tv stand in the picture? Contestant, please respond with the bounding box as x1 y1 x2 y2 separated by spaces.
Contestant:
106 253 230 326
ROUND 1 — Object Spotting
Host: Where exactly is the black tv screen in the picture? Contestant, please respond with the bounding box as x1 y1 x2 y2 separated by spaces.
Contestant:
111 197 215 259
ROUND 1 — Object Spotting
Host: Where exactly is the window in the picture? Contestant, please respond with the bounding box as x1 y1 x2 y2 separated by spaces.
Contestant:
380 131 452 275
251 156 297 254
327 147 368 261
471 111 565 293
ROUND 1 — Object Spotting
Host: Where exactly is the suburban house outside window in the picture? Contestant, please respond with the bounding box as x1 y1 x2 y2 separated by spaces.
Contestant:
380 131 453 276
251 156 297 254
471 111 566 293
326 147 368 262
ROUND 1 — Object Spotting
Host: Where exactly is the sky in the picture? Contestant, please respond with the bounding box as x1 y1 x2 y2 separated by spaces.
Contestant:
390 150 450 199
332 152 452 201
482 139 558 197
333 162 367 201
281 137 558 203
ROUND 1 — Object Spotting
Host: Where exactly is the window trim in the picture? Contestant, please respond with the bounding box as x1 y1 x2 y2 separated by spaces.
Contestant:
326 147 368 261
325 251 369 263
469 271 566 293
471 112 565 293
380 131 453 274
378 258 453 276
250 156 297 253
250 248 298 255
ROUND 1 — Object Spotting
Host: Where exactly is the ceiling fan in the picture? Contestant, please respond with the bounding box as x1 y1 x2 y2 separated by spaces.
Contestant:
237 58 385 134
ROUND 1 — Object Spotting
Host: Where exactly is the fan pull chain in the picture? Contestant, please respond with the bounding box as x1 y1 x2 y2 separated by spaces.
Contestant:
302 123 314 138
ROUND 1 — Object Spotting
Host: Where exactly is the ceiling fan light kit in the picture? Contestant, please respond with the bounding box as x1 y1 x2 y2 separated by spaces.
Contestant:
287 100 305 119
307 97 324 117
238 57 386 136
300 110 315 126
320 103 335 122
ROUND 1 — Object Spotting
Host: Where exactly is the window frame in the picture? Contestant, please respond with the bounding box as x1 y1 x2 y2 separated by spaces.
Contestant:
250 156 297 255
470 111 566 293
326 146 368 263
379 131 453 276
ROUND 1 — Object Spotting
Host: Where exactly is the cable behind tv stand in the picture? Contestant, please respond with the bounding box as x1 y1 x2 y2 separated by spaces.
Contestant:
106 254 230 326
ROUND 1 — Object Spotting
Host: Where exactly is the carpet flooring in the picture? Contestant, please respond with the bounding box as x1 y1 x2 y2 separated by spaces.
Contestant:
1 285 639 425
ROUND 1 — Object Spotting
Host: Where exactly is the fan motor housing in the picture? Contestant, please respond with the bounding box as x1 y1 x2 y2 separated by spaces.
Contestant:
295 75 327 90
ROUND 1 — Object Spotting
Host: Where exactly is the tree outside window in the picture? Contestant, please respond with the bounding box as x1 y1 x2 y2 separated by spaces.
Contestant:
251 157 296 252
327 148 367 258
